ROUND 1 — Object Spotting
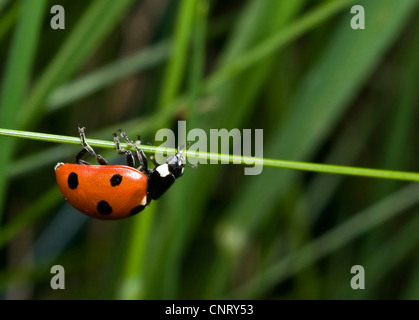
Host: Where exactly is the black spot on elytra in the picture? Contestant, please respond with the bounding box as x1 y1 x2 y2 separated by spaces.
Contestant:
97 200 112 215
110 174 122 186
67 172 78 190
129 205 146 216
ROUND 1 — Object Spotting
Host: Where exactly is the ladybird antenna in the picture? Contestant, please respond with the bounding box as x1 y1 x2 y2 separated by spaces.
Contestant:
177 142 191 154
180 143 198 169
175 143 193 168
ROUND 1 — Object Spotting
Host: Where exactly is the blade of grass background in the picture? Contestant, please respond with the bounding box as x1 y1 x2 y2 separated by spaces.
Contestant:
232 182 419 299
213 0 419 298
6 127 419 182
357 16 419 286
10 145 76 179
145 0 308 299
187 0 208 124
301 101 379 224
140 0 200 299
7 0 327 180
145 0 371 299
42 9 238 115
335 210 419 299
9 0 357 180
0 0 9 13
141 0 206 299
262 34 317 298
0 244 86 294
0 188 61 250
288 99 379 299
401 253 419 299
263 47 297 130
18 0 136 129
0 0 46 222
46 39 172 112
364 18 419 299
0 0 18 41
41 0 359 120
205 0 352 298
203 0 355 94
121 0 198 300
284 101 379 298
378 17 419 196
158 0 198 111
0 259 61 292
116 205 155 299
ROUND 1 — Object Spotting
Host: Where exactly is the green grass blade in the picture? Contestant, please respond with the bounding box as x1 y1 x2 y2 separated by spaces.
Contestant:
0 0 9 13
0 0 46 221
0 0 18 41
3 127 419 182
214 0 419 298
0 0 45 124
401 254 419 299
0 188 61 250
343 212 419 299
378 19 419 195
46 40 172 112
223 0 419 245
301 102 378 223
18 0 135 129
127 0 198 299
204 0 356 93
232 182 419 298
117 204 155 300
187 0 208 124
145 0 332 299
158 0 198 111
356 17 419 287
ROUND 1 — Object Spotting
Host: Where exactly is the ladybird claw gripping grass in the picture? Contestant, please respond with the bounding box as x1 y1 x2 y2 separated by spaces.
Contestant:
55 125 187 220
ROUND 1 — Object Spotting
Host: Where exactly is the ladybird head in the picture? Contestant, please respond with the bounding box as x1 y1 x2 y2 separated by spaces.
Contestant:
165 147 187 179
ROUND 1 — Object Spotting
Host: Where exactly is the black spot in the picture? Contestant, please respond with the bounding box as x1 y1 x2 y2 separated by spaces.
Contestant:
110 174 123 186
97 200 112 215
129 205 146 216
67 172 78 190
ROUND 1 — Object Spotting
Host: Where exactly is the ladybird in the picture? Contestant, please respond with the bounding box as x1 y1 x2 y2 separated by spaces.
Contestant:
55 125 186 220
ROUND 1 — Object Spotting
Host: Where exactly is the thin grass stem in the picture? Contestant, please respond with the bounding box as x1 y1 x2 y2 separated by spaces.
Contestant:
2 128 419 182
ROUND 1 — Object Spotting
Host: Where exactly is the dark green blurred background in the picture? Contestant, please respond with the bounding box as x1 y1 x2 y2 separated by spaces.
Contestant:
1 0 419 299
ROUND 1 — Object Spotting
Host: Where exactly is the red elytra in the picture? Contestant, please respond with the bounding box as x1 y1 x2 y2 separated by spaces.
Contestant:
55 163 148 220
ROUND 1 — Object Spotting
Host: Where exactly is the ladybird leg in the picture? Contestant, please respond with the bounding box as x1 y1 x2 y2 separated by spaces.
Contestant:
150 155 160 167
78 125 107 165
135 142 149 174
118 130 149 174
113 133 135 167
76 148 91 165
137 149 149 174
146 141 160 167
